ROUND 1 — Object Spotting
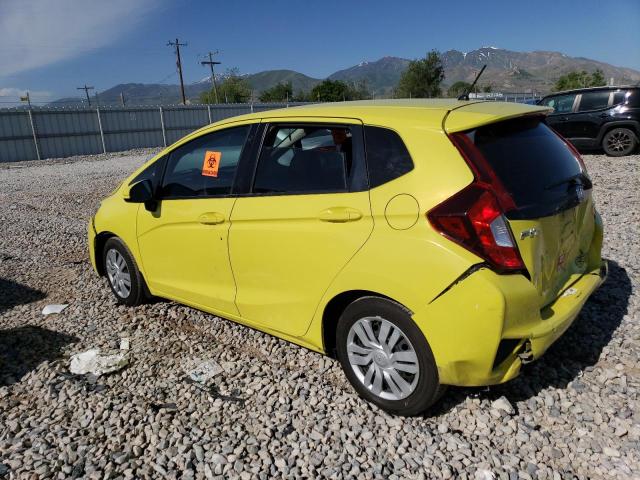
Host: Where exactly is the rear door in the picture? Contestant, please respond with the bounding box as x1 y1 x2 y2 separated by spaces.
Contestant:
572 90 613 140
540 93 579 138
228 119 372 337
446 111 595 307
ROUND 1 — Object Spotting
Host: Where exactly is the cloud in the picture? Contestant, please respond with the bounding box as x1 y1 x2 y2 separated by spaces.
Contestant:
0 0 161 78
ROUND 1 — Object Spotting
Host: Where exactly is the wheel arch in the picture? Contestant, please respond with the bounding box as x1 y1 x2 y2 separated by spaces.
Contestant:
94 231 117 276
596 120 640 144
321 290 409 358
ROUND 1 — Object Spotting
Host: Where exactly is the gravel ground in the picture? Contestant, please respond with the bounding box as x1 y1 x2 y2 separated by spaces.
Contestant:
0 149 638 480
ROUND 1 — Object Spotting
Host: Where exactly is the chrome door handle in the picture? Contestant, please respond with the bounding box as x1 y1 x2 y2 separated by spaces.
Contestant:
318 207 362 223
198 212 225 225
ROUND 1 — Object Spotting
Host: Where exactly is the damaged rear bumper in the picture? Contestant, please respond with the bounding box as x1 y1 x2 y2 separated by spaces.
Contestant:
412 261 607 387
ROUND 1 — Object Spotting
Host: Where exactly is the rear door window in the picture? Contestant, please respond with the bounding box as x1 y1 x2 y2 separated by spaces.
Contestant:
160 125 249 198
364 126 414 188
253 125 354 194
468 117 589 218
577 91 611 111
542 94 577 114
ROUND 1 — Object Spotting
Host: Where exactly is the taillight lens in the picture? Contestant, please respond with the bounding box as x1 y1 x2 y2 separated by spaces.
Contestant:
427 131 526 272
428 184 524 271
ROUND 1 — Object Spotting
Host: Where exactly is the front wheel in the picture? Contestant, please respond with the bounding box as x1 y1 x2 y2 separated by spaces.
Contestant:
336 296 445 416
602 127 638 156
103 237 147 306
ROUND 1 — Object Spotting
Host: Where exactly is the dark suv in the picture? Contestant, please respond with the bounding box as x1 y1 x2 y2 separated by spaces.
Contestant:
539 86 640 156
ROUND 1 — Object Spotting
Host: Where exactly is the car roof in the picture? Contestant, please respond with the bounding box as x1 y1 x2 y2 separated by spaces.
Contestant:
542 85 639 97
197 99 549 133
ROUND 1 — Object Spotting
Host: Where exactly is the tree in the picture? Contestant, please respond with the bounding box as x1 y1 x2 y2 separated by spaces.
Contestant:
553 69 607 92
395 50 445 98
259 81 293 102
308 79 369 102
447 81 471 98
200 68 251 103
591 69 606 87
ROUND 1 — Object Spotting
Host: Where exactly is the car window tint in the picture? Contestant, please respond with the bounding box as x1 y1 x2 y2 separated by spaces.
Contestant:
469 117 584 218
628 90 640 107
578 91 611 111
612 91 628 106
364 126 414 188
129 156 164 190
253 125 351 194
545 94 577 114
160 126 249 198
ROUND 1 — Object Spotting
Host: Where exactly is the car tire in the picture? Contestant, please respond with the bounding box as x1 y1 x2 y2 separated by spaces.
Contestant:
335 296 445 416
103 237 148 306
602 127 638 157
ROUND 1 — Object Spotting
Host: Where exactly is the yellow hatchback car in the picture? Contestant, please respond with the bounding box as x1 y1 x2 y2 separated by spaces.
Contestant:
89 100 606 415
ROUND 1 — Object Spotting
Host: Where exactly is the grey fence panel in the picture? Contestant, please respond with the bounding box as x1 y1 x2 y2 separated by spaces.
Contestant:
0 102 300 162
163 107 210 145
0 111 36 162
33 109 102 158
101 108 164 151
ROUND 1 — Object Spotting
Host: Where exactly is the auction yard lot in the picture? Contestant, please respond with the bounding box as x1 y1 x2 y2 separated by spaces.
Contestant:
0 150 638 479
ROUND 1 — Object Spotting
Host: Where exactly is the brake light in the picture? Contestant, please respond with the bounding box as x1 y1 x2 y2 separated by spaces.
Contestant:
428 184 524 271
426 132 525 272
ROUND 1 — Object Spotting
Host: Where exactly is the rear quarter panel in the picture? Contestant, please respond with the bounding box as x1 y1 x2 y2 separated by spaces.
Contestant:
303 110 483 348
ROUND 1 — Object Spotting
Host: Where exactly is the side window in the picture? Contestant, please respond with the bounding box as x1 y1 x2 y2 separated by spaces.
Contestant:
612 91 627 106
364 126 414 188
160 125 249 198
129 155 165 190
545 94 577 114
577 91 611 112
253 125 352 194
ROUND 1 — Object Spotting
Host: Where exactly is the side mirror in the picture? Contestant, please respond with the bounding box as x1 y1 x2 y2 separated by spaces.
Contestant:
126 179 157 211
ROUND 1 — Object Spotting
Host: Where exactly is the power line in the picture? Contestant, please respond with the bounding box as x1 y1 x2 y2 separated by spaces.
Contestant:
167 38 188 104
76 84 94 106
200 50 221 103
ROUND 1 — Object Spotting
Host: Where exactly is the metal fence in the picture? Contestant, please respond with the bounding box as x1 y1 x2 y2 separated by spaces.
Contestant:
0 95 544 163
468 92 542 103
0 103 303 163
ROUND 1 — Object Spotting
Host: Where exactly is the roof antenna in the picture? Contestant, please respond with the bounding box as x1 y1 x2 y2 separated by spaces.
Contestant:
458 64 487 101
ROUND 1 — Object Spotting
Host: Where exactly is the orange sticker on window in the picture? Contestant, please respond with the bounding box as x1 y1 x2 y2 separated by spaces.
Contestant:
202 151 221 177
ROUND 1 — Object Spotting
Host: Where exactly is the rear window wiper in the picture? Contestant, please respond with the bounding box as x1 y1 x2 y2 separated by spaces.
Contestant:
545 173 592 191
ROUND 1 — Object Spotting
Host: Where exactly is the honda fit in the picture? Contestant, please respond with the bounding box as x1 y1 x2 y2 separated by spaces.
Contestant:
89 100 606 415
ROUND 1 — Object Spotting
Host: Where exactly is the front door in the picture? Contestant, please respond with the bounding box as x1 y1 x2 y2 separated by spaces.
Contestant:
137 124 253 316
229 120 373 337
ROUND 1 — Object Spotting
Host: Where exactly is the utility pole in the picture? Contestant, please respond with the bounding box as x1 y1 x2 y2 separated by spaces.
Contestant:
19 91 31 108
120 92 126 107
167 38 188 104
200 50 221 103
77 84 94 107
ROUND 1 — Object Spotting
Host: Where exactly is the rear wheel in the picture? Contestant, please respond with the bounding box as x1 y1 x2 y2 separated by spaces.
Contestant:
103 237 147 306
602 127 638 156
336 296 444 416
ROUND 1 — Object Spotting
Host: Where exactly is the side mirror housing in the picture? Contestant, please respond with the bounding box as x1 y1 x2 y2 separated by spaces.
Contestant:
126 179 157 211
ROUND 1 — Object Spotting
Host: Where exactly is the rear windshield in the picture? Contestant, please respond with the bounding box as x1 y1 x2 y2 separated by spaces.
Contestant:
468 117 589 219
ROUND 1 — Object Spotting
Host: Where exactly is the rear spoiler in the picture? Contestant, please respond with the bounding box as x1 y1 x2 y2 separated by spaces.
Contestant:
444 103 552 133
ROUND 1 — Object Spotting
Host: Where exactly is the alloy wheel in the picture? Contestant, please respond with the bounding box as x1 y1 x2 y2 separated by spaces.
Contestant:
606 130 632 153
346 316 420 401
105 248 131 298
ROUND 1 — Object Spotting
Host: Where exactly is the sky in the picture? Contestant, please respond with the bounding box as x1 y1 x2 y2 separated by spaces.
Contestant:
1 0 639 105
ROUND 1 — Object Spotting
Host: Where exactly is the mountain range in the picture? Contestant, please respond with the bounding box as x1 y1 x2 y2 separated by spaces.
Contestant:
51 47 640 106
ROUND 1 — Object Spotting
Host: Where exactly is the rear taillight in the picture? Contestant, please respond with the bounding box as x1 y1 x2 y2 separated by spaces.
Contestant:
428 184 524 271
427 132 525 272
